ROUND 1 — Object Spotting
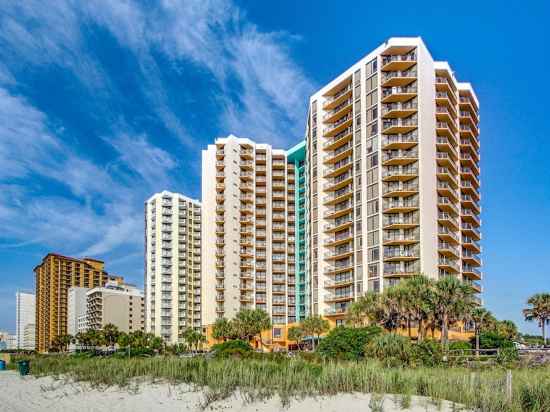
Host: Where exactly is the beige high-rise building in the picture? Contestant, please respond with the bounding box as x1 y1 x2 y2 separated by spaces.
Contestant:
306 37 481 322
145 191 202 343
86 281 144 333
201 135 304 327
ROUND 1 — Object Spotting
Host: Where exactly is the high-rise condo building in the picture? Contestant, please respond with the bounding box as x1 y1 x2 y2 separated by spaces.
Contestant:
86 281 144 333
145 191 202 344
34 254 122 352
306 37 481 322
202 135 304 327
15 291 35 350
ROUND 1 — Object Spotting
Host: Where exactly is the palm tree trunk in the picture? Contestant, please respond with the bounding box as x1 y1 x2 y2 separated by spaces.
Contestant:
543 318 547 346
441 313 449 346
407 317 411 338
475 328 480 358
418 319 424 342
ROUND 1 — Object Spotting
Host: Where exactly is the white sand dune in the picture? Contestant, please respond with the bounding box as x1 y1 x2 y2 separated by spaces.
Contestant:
0 371 469 411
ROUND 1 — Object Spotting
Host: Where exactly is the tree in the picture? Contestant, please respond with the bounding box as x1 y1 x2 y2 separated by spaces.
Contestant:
212 318 234 342
497 320 519 341
469 307 492 356
102 323 120 348
233 309 271 350
181 328 206 353
401 275 434 341
523 293 550 346
432 276 475 346
346 291 381 328
287 326 305 350
302 315 329 350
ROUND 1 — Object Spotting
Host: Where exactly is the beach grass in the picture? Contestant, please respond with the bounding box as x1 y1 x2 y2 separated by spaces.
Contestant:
12 355 550 412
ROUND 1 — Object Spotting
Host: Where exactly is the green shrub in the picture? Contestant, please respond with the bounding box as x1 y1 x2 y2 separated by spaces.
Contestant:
496 346 519 365
211 339 253 358
317 325 382 360
519 381 550 412
471 332 514 349
448 341 472 351
365 333 414 367
412 340 443 367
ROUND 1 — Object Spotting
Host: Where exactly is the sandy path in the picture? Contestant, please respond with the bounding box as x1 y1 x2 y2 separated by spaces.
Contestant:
0 371 468 411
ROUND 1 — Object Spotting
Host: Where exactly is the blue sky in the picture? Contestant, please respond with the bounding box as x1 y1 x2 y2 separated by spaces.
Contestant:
0 0 548 335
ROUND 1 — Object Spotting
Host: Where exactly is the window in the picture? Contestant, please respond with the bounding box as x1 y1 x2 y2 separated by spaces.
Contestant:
273 328 282 339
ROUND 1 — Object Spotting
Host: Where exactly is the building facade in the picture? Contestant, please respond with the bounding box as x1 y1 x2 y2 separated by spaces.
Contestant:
145 191 202 344
202 135 301 327
15 291 35 350
305 37 481 322
67 287 89 336
86 281 144 333
34 253 122 352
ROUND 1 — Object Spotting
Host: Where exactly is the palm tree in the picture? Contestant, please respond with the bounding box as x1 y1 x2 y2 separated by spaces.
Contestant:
379 286 403 332
346 291 381 327
233 309 271 350
469 307 492 356
432 276 475 346
212 318 234 342
302 315 329 350
402 275 434 341
497 320 519 340
102 324 120 348
523 293 550 345
287 326 305 350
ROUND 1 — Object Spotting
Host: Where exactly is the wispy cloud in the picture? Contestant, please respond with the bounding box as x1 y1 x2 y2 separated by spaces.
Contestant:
0 0 314 263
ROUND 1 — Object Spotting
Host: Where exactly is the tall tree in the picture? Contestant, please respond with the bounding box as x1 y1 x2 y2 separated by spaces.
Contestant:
469 307 492 356
233 309 271 349
287 326 305 350
402 275 434 341
346 291 381 327
523 293 550 345
212 318 234 342
302 315 329 350
102 323 120 348
432 276 475 346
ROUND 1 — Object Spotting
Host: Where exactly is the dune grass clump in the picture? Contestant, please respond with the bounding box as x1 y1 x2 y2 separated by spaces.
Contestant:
14 355 550 412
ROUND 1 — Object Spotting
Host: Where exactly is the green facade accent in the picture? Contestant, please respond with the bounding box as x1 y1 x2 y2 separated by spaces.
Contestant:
286 141 308 321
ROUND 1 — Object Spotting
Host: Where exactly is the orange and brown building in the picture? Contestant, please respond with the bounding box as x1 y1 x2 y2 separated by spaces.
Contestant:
34 253 122 352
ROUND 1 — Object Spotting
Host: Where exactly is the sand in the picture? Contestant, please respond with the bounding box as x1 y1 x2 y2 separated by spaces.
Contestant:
0 371 469 411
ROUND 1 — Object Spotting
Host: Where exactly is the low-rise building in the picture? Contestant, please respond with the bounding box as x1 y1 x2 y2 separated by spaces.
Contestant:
86 281 144 333
67 287 90 336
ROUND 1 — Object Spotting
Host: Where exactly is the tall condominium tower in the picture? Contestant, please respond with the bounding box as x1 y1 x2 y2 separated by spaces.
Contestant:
34 254 122 352
306 37 481 322
202 135 304 327
145 191 202 344
15 291 35 350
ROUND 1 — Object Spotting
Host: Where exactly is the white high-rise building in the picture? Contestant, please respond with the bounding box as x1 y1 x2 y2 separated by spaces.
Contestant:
201 135 305 327
67 287 89 336
15 291 35 350
145 191 202 343
306 37 481 322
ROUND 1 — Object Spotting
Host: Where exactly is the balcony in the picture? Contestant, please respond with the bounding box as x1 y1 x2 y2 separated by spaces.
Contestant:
382 116 418 134
463 265 482 280
324 246 353 260
436 137 459 161
460 124 479 140
381 85 417 103
436 151 457 171
323 201 353 219
461 209 481 226
325 232 354 247
383 231 420 245
438 226 459 244
323 172 353 192
323 158 353 178
435 90 457 106
323 98 353 124
382 181 419 197
438 257 460 273
436 167 459 188
215 160 224 169
323 126 353 151
462 223 481 240
322 188 353 206
438 196 459 216
323 217 353 233
382 165 418 181
240 171 253 181
382 148 418 166
381 68 417 87
382 101 418 118
461 181 480 201
383 197 419 213
438 212 460 231
438 242 460 259
240 148 253 159
383 264 419 278
324 292 354 303
463 237 482 253
381 52 416 71
323 114 353 137
382 216 419 230
462 250 482 267
383 247 420 262
323 82 353 110
437 181 459 202
381 131 418 150
323 142 353 165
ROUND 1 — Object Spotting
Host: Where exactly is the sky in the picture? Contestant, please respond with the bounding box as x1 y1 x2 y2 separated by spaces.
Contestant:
0 0 548 335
